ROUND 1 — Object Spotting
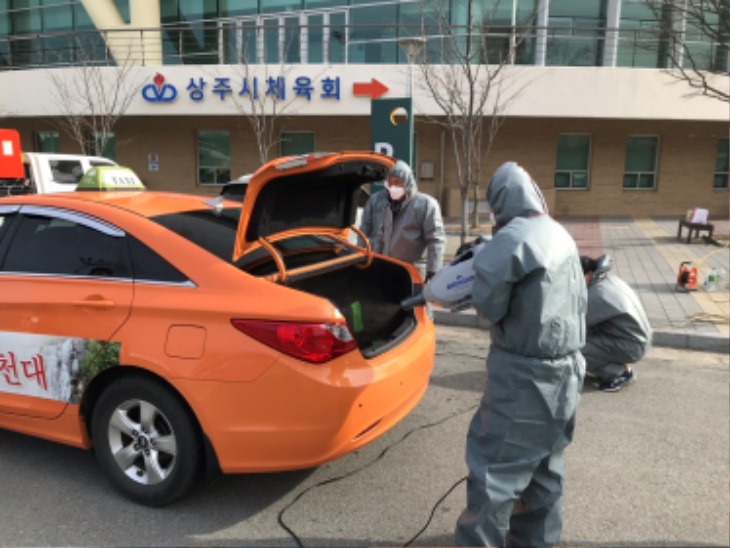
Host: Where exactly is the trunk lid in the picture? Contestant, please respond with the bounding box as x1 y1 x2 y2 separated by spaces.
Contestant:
232 151 394 267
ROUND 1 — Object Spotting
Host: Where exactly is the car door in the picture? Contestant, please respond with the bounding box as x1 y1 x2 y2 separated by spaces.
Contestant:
0 205 133 419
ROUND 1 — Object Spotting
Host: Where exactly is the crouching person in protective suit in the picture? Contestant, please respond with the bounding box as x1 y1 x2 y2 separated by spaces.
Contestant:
580 255 652 392
455 161 587 548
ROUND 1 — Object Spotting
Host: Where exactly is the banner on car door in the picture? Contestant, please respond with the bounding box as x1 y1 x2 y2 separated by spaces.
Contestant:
0 331 120 404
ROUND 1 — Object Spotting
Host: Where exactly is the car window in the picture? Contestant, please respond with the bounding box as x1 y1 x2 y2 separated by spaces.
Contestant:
49 160 85 185
2 214 131 278
150 208 241 263
0 213 14 244
128 237 189 284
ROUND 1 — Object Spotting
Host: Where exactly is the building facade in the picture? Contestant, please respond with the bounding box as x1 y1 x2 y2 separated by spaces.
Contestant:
1 0 728 218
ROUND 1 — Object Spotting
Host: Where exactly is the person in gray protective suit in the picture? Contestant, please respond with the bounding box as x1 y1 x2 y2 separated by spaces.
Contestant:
360 160 445 281
580 255 652 392
455 161 587 548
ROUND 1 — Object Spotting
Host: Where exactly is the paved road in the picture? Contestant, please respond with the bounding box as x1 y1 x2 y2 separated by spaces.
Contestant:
1 325 728 547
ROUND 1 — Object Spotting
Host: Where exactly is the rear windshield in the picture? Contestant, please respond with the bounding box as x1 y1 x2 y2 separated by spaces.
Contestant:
150 206 354 273
151 207 242 262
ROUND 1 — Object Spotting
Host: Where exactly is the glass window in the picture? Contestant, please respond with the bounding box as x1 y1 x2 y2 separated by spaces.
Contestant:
306 14 324 63
35 131 60 153
176 0 219 63
555 134 591 189
304 0 345 7
42 3 73 31
179 0 218 21
714 138 729 189
128 237 188 283
222 3 258 17
0 213 16 245
3 214 130 278
617 2 664 68
74 3 95 30
151 208 242 263
197 131 231 185
10 2 41 34
349 5 398 63
284 15 301 63
683 8 727 71
280 132 315 156
91 133 116 160
161 0 179 22
263 17 281 63
261 0 302 12
328 11 347 63
623 136 658 189
49 160 85 185
0 0 9 35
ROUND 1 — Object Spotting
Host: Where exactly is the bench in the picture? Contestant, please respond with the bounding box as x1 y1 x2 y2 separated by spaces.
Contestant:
677 218 714 243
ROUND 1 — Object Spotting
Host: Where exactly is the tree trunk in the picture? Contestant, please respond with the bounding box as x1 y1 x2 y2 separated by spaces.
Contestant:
460 185 469 245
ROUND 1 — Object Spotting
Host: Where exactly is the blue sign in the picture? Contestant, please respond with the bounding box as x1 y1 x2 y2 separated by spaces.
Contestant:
141 73 341 104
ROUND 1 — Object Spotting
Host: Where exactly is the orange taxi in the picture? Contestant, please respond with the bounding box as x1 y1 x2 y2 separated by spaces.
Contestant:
0 152 435 506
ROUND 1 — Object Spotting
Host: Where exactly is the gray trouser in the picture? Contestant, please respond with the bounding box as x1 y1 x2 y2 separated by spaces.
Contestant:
582 333 647 382
455 347 585 548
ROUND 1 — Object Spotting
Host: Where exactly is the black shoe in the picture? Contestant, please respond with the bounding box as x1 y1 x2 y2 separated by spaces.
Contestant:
594 367 635 392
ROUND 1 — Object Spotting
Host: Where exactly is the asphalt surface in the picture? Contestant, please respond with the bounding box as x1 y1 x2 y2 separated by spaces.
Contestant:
437 216 730 353
1 325 728 547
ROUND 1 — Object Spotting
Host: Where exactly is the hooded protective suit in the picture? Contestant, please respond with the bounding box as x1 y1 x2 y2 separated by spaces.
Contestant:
455 162 587 548
360 160 445 278
583 257 652 381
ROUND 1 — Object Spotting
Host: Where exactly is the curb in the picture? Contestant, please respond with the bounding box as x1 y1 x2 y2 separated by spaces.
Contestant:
433 310 729 353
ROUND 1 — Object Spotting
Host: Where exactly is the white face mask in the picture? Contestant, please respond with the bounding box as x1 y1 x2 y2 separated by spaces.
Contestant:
387 186 406 201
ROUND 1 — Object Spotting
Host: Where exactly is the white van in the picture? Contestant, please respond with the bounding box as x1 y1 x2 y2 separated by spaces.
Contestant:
0 153 118 195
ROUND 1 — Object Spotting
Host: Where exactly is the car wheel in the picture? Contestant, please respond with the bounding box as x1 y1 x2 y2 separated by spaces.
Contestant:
92 377 201 506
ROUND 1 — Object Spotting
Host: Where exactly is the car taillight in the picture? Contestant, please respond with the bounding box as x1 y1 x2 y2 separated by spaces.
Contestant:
231 319 358 364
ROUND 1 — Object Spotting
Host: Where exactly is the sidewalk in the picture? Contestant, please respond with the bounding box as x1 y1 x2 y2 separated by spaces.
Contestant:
434 216 730 352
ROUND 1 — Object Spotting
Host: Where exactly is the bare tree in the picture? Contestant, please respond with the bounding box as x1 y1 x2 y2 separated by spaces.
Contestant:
216 21 321 167
644 0 729 102
417 0 537 242
46 37 142 156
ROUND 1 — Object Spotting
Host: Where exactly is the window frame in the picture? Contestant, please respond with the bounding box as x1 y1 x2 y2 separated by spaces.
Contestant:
713 137 729 190
89 132 116 161
554 133 592 190
196 130 232 186
34 131 60 153
279 131 316 156
623 135 660 191
0 206 132 281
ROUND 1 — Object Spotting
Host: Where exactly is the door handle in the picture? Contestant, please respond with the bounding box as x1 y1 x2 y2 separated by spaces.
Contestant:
73 298 116 310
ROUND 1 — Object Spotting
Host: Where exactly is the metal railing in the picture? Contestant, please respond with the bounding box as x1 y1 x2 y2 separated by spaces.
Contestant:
0 22 726 72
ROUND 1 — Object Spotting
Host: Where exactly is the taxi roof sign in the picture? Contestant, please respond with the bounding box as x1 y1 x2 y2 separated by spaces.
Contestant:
77 166 145 191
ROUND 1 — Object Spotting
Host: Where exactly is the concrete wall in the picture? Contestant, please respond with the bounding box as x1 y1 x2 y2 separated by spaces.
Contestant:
8 115 728 219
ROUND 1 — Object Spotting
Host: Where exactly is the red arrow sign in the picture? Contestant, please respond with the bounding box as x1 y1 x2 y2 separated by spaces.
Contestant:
352 78 389 100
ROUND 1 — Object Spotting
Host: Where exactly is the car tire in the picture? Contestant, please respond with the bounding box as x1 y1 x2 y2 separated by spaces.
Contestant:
92 376 202 506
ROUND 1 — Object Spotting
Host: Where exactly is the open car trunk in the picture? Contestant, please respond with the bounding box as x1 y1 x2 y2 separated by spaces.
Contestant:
288 257 416 358
233 152 415 357
238 248 417 358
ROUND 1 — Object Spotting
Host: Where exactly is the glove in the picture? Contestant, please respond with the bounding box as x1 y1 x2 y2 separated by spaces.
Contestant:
456 240 476 256
425 271 436 283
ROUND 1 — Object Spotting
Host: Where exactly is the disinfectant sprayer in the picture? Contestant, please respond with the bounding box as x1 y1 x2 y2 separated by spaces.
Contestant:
401 235 490 312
